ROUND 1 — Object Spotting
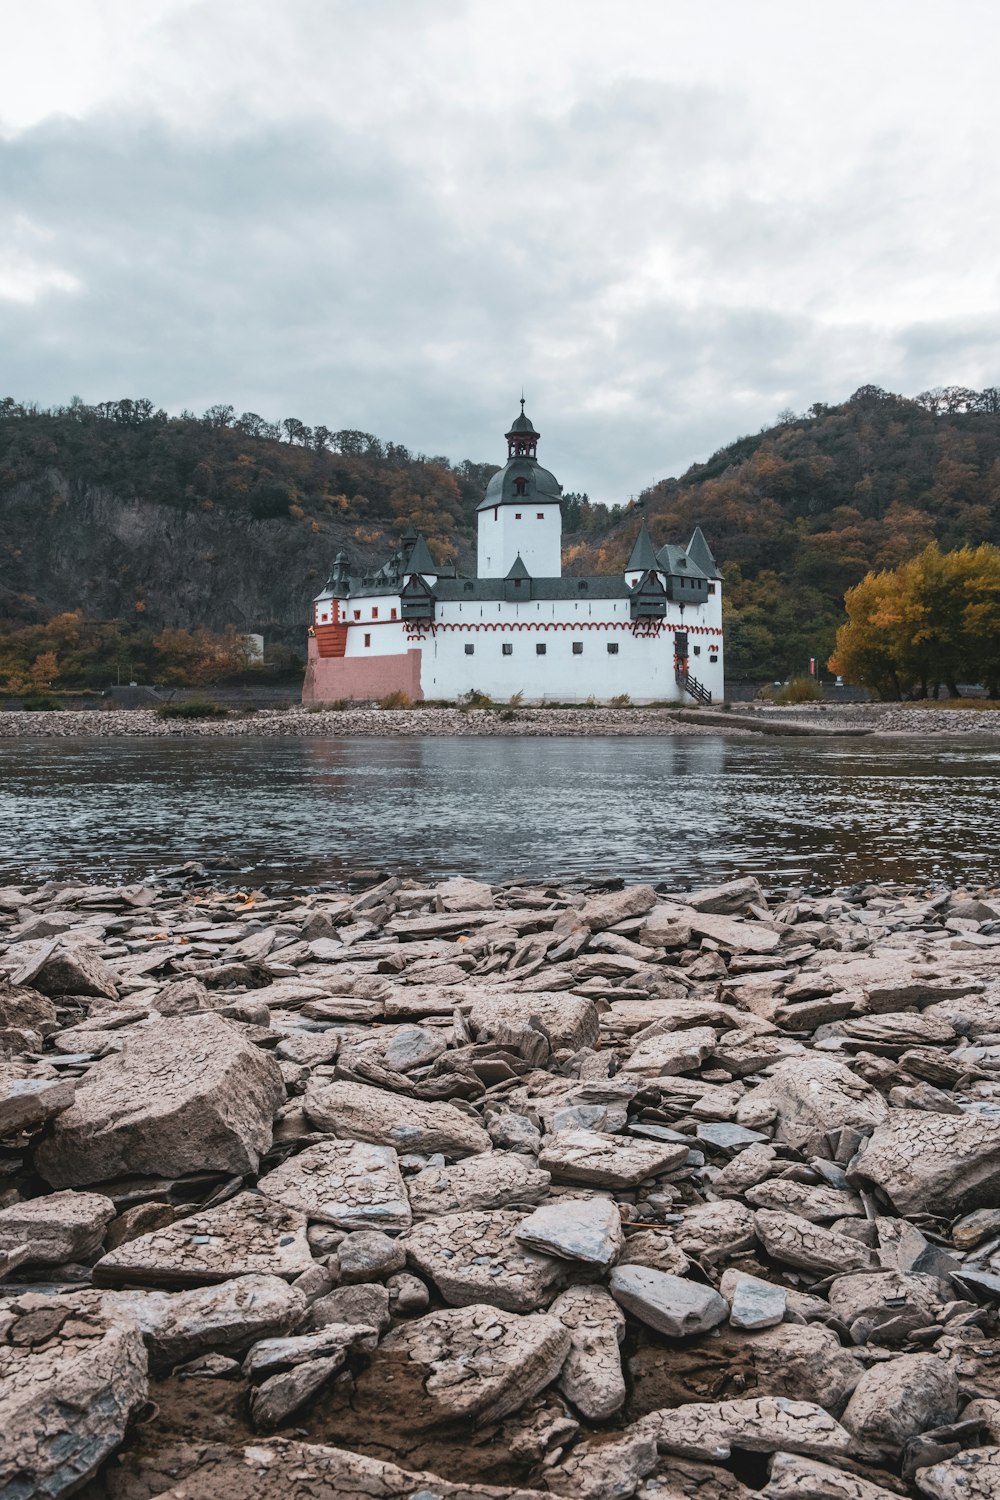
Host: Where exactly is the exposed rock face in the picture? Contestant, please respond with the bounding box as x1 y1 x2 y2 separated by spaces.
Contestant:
738 1056 890 1154
35 1013 284 1187
550 1284 627 1419
0 1188 115 1270
539 1129 688 1187
351 1303 571 1427
849 1109 1000 1216
842 1353 959 1453
8 871 1000 1500
404 1209 573 1312
93 1193 315 1286
304 1078 491 1157
257 1139 412 1232
1 1303 148 1499
406 1152 550 1216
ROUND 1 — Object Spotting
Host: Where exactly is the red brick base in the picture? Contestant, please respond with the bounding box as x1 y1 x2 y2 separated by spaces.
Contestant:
302 641 423 703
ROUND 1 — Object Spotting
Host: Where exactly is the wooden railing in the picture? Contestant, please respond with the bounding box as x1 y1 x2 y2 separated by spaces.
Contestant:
676 667 712 705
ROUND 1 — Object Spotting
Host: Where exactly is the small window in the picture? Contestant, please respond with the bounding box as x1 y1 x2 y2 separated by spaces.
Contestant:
390 607 397 620
514 477 528 496
464 581 474 592
572 641 583 655
578 580 588 592
353 610 361 620
536 642 546 656
708 583 716 595
693 644 701 656
502 642 513 656
709 653 718 663
607 642 619 655
372 607 378 619
465 643 474 656
363 633 371 647
514 578 523 588
515 512 522 520
536 512 544 520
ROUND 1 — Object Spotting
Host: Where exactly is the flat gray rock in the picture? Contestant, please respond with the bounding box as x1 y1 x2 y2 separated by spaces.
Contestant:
0 1065 75 1135
539 1128 688 1187
94 1193 314 1287
249 1353 344 1431
407 1151 550 1216
648 1396 854 1462
303 1078 490 1157
515 1197 623 1268
404 1209 572 1312
727 1274 786 1331
914 1446 1000 1500
257 1139 412 1232
842 1352 959 1453
242 1321 377 1379
608 1265 729 1337
35 1013 285 1188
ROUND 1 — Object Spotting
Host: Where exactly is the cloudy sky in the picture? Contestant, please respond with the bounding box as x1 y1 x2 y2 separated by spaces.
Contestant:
2 1 999 500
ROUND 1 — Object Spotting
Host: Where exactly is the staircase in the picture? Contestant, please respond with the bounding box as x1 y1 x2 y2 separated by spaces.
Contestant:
676 668 712 706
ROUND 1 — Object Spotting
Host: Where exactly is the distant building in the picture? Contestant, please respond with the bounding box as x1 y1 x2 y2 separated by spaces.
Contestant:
303 403 723 704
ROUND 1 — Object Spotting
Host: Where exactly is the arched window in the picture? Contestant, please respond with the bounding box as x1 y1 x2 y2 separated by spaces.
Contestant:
513 477 528 496
578 580 588 592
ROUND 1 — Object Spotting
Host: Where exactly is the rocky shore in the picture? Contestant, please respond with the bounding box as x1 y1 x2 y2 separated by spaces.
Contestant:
4 869 1000 1499
1 701 999 736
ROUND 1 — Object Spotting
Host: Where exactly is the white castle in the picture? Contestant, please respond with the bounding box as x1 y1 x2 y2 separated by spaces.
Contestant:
303 403 724 705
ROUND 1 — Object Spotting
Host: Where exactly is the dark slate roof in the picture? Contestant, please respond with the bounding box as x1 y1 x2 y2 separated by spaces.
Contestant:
686 526 719 577
479 457 563 511
403 533 436 574
434 575 631 602
506 398 538 436
506 554 531 579
656 543 708 580
625 523 659 573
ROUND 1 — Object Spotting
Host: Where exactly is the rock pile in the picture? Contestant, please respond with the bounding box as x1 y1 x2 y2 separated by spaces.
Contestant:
3 869 1000 1498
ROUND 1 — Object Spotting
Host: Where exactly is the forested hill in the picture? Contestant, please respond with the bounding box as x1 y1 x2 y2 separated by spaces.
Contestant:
0 398 498 643
3 386 1000 682
569 384 1000 678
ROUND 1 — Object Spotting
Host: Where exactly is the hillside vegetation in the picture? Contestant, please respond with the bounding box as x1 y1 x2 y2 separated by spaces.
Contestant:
2 385 1000 686
569 384 1000 679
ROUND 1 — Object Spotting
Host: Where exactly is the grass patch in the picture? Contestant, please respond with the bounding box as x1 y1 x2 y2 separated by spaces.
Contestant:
380 690 413 710
18 693 63 711
155 698 229 720
775 676 823 705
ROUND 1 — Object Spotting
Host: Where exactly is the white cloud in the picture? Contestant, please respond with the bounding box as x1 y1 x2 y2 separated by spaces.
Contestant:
2 0 1000 498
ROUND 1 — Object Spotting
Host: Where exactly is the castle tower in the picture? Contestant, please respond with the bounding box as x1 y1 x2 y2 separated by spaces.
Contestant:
477 400 563 578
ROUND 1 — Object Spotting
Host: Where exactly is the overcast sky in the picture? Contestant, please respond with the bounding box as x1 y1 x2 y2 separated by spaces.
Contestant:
3 1 1000 501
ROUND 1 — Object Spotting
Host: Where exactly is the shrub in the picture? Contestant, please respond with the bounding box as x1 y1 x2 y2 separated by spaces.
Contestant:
609 693 632 708
459 688 493 710
19 693 62 711
582 695 596 709
498 707 518 721
775 676 823 705
509 690 525 709
156 698 229 719
380 690 412 710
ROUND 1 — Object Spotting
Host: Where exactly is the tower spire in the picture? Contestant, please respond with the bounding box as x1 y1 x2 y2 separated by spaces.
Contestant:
506 398 539 459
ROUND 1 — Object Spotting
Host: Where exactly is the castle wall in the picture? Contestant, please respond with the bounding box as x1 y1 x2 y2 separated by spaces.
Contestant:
302 636 422 703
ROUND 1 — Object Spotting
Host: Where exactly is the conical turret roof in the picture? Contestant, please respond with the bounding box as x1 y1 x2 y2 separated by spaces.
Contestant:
625 523 659 574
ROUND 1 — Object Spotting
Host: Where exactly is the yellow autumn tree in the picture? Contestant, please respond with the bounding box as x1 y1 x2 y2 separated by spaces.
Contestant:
830 542 1000 698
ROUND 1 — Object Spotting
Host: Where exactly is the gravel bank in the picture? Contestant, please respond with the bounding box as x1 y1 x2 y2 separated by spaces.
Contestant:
0 706 747 738
4 868 1000 1497
4 701 1000 737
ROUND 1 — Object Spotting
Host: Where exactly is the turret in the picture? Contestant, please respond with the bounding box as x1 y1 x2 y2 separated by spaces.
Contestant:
477 400 563 578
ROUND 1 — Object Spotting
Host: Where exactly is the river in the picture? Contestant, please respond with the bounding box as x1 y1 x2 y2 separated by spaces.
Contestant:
1 734 999 889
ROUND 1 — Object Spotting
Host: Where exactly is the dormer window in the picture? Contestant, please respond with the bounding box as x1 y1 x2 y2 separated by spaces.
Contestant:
578 580 588 592
514 477 528 496
464 581 474 593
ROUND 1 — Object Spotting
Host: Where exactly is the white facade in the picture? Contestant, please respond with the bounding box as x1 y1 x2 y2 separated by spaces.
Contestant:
478 501 563 578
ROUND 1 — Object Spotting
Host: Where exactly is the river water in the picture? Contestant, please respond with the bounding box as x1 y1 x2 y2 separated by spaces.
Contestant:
2 734 999 890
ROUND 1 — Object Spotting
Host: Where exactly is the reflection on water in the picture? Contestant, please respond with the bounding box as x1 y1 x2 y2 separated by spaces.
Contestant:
1 734 999 888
